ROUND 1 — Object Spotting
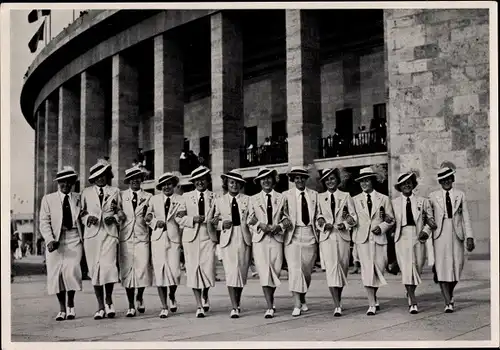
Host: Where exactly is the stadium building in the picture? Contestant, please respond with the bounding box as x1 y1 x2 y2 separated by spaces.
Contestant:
20 9 490 256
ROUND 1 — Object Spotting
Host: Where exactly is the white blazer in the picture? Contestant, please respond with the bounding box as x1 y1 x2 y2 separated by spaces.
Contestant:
428 189 473 241
118 189 152 242
147 193 184 244
247 190 287 243
176 190 218 243
352 190 394 245
315 190 357 243
282 188 320 245
39 191 83 243
80 185 121 239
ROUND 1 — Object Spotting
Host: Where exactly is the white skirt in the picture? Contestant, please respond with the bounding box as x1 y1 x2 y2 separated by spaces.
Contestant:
320 232 350 288
221 226 251 287
356 238 387 288
434 219 465 282
119 236 152 288
395 226 425 285
253 236 283 287
84 231 119 286
284 226 317 293
151 234 181 287
46 229 82 295
184 225 216 289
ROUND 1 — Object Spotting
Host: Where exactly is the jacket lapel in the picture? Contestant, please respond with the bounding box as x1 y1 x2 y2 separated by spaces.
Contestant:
437 192 445 210
307 189 315 219
335 192 345 216
370 191 382 219
53 194 63 228
453 192 460 214
358 195 370 218
70 193 79 224
257 193 266 215
413 196 422 221
272 193 282 218
288 191 297 222
166 195 180 221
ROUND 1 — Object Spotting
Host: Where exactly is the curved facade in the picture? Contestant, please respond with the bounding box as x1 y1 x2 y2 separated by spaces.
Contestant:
22 9 490 256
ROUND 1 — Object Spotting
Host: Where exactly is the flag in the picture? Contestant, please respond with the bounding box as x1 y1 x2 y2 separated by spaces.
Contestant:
28 19 45 53
28 9 51 23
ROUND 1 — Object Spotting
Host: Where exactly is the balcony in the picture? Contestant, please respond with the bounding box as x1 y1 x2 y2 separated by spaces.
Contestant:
240 140 288 168
318 129 387 159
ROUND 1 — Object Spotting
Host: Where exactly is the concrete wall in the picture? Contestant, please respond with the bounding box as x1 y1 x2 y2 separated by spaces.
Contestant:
385 9 490 256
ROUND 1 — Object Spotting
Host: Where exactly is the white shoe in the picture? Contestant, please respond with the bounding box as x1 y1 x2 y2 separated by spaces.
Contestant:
334 307 342 317
444 304 454 313
93 309 105 320
105 304 116 318
300 303 309 312
292 307 302 317
136 300 145 313
230 308 240 318
126 308 136 317
196 307 205 318
66 307 75 320
159 308 168 318
55 311 66 321
409 305 419 314
366 306 376 316
264 309 274 319
169 300 178 313
202 297 210 312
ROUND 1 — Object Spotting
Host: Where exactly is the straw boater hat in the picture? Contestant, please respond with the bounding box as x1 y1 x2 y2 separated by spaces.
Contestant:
88 159 114 183
189 166 211 182
156 172 180 190
319 168 340 183
124 165 146 184
355 167 378 182
221 170 246 185
253 167 278 184
394 171 418 192
287 166 310 182
54 166 78 182
437 164 456 181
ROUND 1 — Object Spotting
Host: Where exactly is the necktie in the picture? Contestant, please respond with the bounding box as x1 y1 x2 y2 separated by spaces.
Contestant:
266 194 273 225
367 193 372 216
301 192 310 226
165 196 171 217
445 191 453 218
231 197 241 226
330 193 336 223
99 187 104 205
132 192 138 211
406 197 415 226
198 192 205 216
62 194 73 229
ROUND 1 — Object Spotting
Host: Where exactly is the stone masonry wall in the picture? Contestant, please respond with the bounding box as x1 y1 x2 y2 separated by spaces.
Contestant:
385 9 490 256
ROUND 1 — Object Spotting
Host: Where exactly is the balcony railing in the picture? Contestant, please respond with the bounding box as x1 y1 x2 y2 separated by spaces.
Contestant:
240 141 288 168
318 130 387 159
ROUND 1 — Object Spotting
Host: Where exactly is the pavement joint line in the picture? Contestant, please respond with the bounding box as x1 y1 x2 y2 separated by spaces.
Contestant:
334 300 489 342
446 324 491 341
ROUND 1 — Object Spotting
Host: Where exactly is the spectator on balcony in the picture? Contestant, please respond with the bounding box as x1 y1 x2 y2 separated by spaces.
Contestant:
246 144 254 165
179 150 188 175
370 116 387 147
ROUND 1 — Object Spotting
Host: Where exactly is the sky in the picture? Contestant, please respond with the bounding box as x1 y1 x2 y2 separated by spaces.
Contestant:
10 9 76 214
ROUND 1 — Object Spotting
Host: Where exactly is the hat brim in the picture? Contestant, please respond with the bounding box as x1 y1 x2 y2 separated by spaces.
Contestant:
124 172 145 184
221 174 246 184
355 173 377 182
287 172 310 181
189 169 211 182
156 176 179 190
88 165 112 182
54 174 78 182
253 169 278 184
437 170 456 181
319 169 337 182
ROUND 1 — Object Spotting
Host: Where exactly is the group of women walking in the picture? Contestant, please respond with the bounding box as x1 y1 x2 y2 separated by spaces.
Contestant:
39 158 475 321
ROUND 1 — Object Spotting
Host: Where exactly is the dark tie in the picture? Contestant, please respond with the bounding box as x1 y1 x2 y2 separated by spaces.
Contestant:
406 197 415 226
198 192 205 216
367 193 372 216
231 197 241 226
445 191 453 218
62 194 73 229
132 192 138 211
165 196 171 217
301 192 310 226
266 194 273 225
330 193 336 223
99 187 104 205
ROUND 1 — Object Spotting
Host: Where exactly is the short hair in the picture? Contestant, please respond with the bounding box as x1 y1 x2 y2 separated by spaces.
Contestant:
320 168 341 186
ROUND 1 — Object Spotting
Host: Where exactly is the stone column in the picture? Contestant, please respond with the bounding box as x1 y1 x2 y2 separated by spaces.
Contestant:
58 84 80 171
34 109 46 254
111 53 140 188
285 10 322 168
80 70 107 187
44 97 58 194
211 12 244 192
385 9 490 256
154 34 184 181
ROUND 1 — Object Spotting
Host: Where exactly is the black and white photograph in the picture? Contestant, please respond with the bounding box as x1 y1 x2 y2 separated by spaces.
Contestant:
1 2 498 348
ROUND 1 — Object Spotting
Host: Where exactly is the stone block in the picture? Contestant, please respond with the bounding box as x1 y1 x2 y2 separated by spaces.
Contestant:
422 84 450 100
418 97 447 117
446 114 468 130
467 148 489 168
393 25 426 50
414 43 440 60
418 117 446 132
398 153 422 171
451 66 470 83
453 94 480 115
468 112 489 128
398 59 428 74
478 92 489 112
451 125 476 151
386 9 424 19
477 200 491 221
451 80 489 97
388 73 413 89
412 71 433 86
437 150 468 169
451 24 489 42
391 133 416 154
424 21 451 44
471 220 490 245
474 128 490 149
464 64 489 80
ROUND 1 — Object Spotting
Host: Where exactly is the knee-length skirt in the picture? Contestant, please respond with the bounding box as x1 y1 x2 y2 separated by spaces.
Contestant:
184 226 216 289
151 233 181 287
221 226 251 287
284 226 317 293
84 230 119 286
434 219 465 282
356 238 387 288
395 226 425 285
119 236 152 288
46 228 83 295
320 233 350 288
253 235 283 287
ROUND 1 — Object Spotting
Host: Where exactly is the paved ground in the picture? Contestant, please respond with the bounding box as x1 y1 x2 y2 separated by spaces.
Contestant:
8 257 493 344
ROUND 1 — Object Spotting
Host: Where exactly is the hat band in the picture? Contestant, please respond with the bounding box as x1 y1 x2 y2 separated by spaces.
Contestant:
158 174 176 183
56 170 77 179
397 173 415 184
289 170 308 176
191 168 209 179
125 169 143 178
320 169 335 180
90 164 107 176
256 169 272 178
438 168 454 178
224 172 244 181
